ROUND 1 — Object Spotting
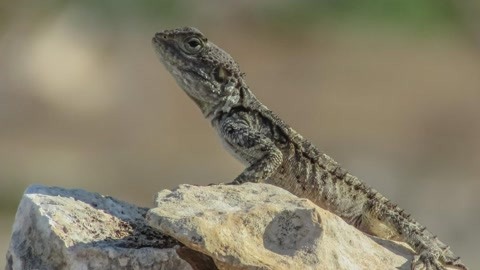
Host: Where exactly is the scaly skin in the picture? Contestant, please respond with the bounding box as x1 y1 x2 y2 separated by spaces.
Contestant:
152 27 467 270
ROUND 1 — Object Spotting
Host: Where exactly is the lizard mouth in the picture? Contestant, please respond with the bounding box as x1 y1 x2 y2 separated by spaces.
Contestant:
151 35 181 70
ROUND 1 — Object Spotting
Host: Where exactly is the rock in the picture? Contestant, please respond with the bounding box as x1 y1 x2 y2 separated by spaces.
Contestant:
6 183 418 270
147 183 414 270
5 185 203 270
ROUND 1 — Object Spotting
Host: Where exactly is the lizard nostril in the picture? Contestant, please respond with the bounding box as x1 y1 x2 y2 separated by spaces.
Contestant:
154 32 167 40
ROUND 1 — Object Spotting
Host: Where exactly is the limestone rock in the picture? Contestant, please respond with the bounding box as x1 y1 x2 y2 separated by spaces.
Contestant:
6 183 420 270
5 185 197 270
147 183 414 270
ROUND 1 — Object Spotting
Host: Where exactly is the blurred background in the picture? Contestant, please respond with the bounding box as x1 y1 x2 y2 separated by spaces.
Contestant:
1 0 479 268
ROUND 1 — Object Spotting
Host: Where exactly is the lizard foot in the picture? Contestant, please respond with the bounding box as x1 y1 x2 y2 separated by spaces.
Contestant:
412 250 468 270
440 246 468 270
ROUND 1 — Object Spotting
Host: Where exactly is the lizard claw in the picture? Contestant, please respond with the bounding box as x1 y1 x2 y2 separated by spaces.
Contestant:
412 250 468 270
412 251 444 270
443 255 468 270
440 246 468 270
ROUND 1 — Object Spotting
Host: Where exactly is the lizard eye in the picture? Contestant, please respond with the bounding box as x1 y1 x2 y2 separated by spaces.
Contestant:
183 37 204 54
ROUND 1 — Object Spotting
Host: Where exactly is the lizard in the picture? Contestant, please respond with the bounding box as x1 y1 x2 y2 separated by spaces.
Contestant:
151 27 468 270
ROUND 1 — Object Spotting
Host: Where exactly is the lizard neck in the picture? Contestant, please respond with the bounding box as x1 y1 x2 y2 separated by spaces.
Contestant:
206 82 261 121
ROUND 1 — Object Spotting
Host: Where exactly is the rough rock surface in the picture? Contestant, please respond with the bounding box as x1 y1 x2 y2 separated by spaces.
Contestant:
6 183 418 270
5 185 199 270
147 183 415 270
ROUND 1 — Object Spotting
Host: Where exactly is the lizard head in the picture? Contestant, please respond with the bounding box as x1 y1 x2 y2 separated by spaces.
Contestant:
152 27 244 118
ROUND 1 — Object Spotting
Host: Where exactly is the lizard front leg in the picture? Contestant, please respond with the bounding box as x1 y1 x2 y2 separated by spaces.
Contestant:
219 117 283 184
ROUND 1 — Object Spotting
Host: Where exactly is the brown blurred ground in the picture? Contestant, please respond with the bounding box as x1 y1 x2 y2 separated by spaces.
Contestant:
1 1 479 268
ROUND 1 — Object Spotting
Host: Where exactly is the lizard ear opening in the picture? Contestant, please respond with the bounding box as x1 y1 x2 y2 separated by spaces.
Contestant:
213 66 231 83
